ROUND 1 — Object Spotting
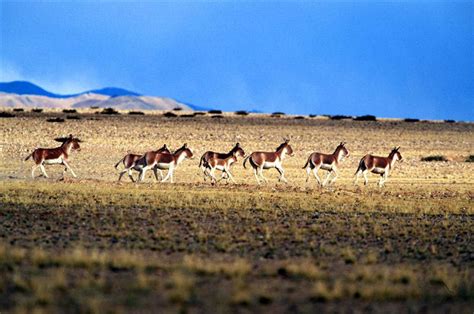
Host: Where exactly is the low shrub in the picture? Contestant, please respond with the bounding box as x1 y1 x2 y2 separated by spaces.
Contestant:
163 112 178 118
272 112 285 116
128 111 145 115
180 114 196 118
444 119 456 123
354 115 377 121
173 107 183 111
194 112 206 116
13 108 24 112
404 118 419 123
309 114 317 118
66 115 81 120
0 111 15 118
421 155 448 162
329 115 352 120
208 109 222 114
31 108 43 113
46 117 65 123
235 110 249 116
100 108 120 115
294 116 305 120
63 109 77 114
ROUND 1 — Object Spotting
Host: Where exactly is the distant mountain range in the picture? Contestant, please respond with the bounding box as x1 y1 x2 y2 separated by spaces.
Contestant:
0 81 208 111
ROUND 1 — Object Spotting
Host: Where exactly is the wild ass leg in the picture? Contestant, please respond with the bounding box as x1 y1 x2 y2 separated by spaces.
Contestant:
224 169 236 184
161 170 170 182
305 166 312 182
322 170 332 186
253 167 260 185
363 170 369 185
31 164 39 179
118 168 127 181
161 165 175 183
276 165 288 183
204 165 215 182
354 170 361 185
153 167 164 182
217 170 229 183
209 168 218 184
383 170 389 186
313 167 322 186
170 168 175 183
139 166 150 182
259 167 268 183
217 171 226 182
329 168 339 185
39 164 49 178
200 165 208 181
379 170 389 187
128 169 136 182
62 160 77 178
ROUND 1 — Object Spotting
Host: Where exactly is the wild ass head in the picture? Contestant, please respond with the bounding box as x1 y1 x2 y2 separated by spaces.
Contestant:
390 146 402 162
232 143 246 158
54 134 82 151
276 138 293 157
336 142 350 161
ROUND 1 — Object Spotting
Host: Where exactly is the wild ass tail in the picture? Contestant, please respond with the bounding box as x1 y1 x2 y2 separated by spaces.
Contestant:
302 156 311 169
198 154 205 168
24 152 33 161
114 156 125 169
355 156 366 174
243 156 250 169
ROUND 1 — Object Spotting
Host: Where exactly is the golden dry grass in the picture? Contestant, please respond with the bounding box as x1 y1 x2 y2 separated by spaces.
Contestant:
1 109 473 185
0 109 473 312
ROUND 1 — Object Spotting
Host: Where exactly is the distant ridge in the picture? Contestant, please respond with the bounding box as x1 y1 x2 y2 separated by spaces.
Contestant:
0 81 62 98
0 81 192 111
82 87 141 97
0 81 225 112
0 81 141 98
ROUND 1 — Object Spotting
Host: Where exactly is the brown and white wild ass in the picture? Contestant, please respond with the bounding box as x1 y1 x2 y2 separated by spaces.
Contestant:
354 147 403 187
243 139 293 184
138 144 193 183
303 142 350 186
206 151 241 184
199 143 245 182
114 144 170 182
25 134 81 179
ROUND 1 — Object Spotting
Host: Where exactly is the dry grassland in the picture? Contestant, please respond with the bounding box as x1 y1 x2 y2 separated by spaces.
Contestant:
0 110 473 313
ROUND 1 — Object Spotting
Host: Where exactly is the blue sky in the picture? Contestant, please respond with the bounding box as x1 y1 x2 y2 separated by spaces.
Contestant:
1 1 473 120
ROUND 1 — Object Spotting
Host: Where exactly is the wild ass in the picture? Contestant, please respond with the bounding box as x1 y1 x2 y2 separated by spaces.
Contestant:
354 147 403 187
138 143 193 183
114 144 170 182
206 151 241 184
199 143 245 181
25 134 81 179
303 142 350 186
243 139 293 184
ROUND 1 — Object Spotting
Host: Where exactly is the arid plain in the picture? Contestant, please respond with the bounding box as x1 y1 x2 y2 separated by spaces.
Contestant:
0 109 473 313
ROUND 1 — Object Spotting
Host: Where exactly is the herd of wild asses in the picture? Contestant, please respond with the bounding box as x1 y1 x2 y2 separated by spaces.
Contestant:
25 135 403 187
